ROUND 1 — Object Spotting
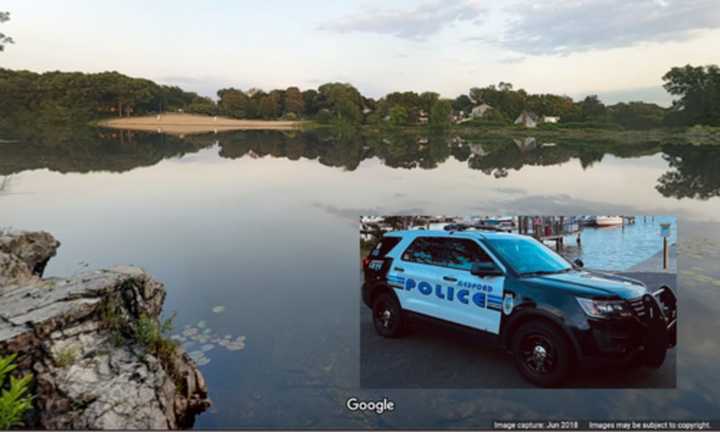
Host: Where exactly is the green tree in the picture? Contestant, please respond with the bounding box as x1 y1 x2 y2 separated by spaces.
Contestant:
608 102 666 130
429 99 452 129
285 86 304 116
217 88 251 118
419 91 440 113
317 82 363 125
258 93 280 119
469 83 527 120
452 94 473 113
387 105 408 126
0 12 13 52
663 64 720 126
302 89 319 117
187 96 217 115
579 95 607 121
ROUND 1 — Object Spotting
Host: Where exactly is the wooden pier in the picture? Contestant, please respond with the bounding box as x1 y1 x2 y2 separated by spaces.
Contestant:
517 216 582 251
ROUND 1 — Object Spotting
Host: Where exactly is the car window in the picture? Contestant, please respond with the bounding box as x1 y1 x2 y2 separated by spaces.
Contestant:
370 236 401 258
485 236 571 274
403 237 491 271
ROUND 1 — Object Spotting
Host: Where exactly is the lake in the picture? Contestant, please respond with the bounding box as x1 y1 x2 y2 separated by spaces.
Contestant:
1 127 720 428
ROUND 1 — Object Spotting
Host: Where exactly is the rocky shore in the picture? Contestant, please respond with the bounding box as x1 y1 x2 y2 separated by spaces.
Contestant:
0 230 211 429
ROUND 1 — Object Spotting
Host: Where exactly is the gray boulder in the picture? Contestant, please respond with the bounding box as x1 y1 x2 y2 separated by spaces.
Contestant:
0 230 211 429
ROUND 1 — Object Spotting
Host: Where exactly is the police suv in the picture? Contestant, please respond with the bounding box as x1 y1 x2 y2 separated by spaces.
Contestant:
361 230 677 387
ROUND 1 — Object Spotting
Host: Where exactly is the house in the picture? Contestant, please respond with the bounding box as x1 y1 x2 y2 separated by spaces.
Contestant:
514 111 539 128
469 143 489 157
513 137 538 151
542 116 560 124
471 103 493 118
417 110 429 125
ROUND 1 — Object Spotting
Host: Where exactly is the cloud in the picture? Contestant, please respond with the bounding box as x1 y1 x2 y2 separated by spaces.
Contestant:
317 0 485 41
498 0 720 55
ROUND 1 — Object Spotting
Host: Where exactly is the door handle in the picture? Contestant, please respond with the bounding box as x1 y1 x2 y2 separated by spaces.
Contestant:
443 276 457 282
394 267 405 272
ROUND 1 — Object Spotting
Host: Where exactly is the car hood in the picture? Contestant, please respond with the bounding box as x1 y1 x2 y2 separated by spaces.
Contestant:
524 270 647 300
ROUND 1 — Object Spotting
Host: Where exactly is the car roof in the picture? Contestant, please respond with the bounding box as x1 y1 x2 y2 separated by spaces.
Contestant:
384 230 523 241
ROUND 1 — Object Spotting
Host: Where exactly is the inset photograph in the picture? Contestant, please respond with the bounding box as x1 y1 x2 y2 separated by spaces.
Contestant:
360 216 677 388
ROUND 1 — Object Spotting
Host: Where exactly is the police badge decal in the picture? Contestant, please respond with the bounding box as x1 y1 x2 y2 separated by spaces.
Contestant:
503 293 514 315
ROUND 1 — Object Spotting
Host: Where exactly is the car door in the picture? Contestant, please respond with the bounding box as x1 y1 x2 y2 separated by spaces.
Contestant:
437 237 506 334
391 236 448 319
394 236 505 334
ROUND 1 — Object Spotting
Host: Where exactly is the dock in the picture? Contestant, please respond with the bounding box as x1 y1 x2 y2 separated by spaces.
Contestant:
516 216 582 251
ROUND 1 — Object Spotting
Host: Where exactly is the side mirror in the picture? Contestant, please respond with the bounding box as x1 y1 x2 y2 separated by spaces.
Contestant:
574 258 584 268
471 262 503 278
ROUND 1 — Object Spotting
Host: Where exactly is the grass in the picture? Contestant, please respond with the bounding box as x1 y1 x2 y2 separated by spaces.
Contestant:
134 313 178 366
98 296 126 347
55 346 79 368
95 282 189 394
0 354 33 429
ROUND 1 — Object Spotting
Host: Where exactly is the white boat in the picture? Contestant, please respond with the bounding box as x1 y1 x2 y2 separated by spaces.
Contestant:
595 216 624 227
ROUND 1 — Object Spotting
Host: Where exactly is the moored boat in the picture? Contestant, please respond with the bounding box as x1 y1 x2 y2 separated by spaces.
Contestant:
595 216 624 227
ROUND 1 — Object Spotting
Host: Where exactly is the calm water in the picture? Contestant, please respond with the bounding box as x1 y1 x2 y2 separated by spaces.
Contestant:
1 128 720 428
565 217 678 270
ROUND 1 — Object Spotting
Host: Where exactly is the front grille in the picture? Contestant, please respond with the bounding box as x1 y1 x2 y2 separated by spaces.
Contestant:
653 288 678 321
629 297 647 318
629 288 677 322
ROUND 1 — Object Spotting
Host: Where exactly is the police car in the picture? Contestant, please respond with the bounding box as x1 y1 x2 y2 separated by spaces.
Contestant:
361 230 677 387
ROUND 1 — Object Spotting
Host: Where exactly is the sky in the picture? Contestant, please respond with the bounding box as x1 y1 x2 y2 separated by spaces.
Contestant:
1 0 719 105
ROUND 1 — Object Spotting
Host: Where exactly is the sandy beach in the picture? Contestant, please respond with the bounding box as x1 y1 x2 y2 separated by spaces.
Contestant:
98 113 304 135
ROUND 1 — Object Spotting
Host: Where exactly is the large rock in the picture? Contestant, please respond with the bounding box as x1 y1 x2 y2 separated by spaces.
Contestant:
0 230 59 286
0 231 210 429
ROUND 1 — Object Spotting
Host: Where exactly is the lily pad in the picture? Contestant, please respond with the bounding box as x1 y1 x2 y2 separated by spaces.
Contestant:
212 306 226 314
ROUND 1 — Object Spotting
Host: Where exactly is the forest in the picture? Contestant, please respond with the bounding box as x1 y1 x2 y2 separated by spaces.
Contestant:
2 65 719 132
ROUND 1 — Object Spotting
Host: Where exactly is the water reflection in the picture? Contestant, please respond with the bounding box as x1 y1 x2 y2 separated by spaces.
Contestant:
658 144 720 200
1 125 720 428
3 127 720 205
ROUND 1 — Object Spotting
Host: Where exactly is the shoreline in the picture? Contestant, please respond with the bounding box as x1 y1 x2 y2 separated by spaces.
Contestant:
98 113 305 135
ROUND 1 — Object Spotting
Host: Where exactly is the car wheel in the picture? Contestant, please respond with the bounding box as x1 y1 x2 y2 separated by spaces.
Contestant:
372 292 404 338
512 321 573 387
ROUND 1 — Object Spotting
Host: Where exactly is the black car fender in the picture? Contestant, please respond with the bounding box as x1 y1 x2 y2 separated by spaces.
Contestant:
364 280 401 308
500 304 583 361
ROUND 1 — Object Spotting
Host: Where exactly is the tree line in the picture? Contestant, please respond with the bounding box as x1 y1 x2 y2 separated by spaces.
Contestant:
2 65 718 130
0 8 717 131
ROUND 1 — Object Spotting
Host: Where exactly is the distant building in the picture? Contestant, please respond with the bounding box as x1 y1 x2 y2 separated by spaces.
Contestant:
471 103 493 118
469 143 489 157
542 116 560 124
418 110 429 124
513 137 538 151
362 106 373 115
514 111 539 128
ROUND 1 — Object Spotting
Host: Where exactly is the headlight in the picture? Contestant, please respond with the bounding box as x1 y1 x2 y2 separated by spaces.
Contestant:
576 297 630 318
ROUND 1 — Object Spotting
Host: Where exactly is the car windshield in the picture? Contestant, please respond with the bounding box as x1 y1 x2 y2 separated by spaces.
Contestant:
485 236 572 275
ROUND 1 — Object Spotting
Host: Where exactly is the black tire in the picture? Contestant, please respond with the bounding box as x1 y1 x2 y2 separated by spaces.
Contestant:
372 292 404 338
511 321 573 387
